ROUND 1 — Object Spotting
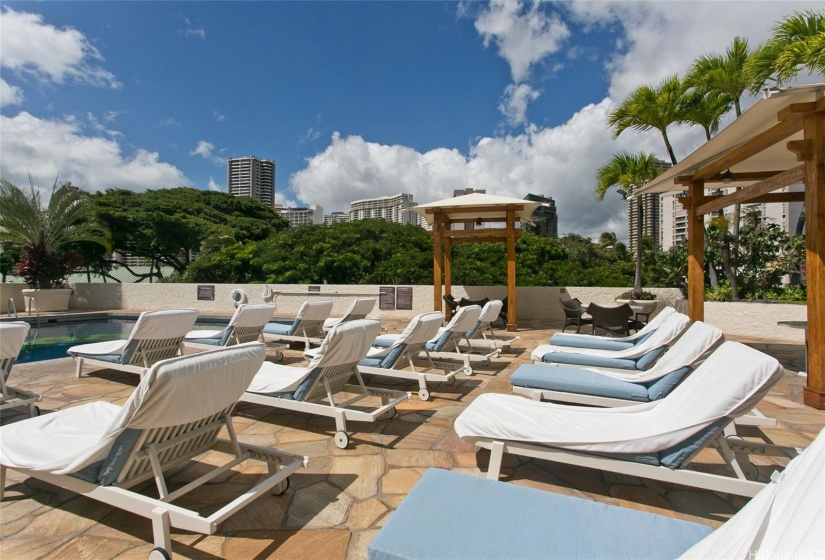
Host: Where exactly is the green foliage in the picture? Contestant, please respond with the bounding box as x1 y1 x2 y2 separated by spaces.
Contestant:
92 188 288 278
746 10 825 89
617 290 657 300
0 244 21 282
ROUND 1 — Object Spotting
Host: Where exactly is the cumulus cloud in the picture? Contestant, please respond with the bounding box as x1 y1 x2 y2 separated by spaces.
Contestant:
207 177 222 192
499 83 540 127
213 110 225 122
474 0 570 83
190 140 224 164
0 112 188 192
181 16 205 40
0 7 120 88
0 77 24 107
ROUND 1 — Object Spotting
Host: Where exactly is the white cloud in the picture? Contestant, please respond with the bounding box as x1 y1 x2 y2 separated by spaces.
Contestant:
158 117 181 127
213 110 225 122
181 16 205 40
190 140 223 164
0 78 24 107
499 83 540 127
207 177 222 192
0 7 120 88
474 0 570 83
0 112 188 192
300 126 322 144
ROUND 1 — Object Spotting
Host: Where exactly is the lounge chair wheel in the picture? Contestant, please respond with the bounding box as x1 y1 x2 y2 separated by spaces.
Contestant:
382 407 398 419
149 547 171 560
272 476 290 496
464 366 473 376
31 406 40 417
418 388 431 401
334 431 349 449
445 377 456 386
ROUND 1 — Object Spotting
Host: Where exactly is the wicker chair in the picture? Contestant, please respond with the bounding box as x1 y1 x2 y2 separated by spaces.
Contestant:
559 298 593 333
587 302 633 336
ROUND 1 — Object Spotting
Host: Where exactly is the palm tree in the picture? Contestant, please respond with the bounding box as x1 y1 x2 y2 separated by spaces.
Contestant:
686 36 755 118
0 178 110 288
595 152 662 294
681 90 731 141
607 76 689 165
746 10 825 89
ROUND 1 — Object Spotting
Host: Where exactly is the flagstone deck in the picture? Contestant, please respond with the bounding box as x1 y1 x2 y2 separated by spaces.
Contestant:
1 319 822 559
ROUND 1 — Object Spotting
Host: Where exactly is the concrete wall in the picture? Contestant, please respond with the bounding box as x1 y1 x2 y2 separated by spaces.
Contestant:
1 282 806 343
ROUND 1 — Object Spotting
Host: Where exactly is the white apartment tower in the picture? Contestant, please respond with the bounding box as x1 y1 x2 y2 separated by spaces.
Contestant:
279 204 324 227
349 193 421 226
227 156 276 209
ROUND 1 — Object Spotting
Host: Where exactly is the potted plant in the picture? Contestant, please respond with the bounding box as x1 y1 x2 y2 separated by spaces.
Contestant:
0 178 110 312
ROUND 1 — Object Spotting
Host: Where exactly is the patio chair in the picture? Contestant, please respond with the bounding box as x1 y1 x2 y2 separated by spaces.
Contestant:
367 426 824 560
0 343 307 560
559 298 593 333
357 312 451 401
69 309 199 379
241 319 409 449
531 311 690 370
628 299 658 331
461 300 520 352
183 303 275 350
456 341 793 497
587 302 633 336
261 300 333 348
0 321 41 417
549 306 675 351
323 297 377 332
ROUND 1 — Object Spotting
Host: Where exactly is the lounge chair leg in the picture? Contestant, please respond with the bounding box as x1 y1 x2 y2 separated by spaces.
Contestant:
487 441 505 480
75 358 83 378
150 507 173 558
1 465 5 501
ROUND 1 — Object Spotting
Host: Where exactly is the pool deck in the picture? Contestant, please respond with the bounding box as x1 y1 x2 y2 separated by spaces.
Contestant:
1 317 822 559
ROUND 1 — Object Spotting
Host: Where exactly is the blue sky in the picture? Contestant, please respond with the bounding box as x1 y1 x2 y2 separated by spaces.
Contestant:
0 1 816 240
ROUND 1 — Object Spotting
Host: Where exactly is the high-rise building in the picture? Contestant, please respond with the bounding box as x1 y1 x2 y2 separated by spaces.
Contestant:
627 159 670 253
523 194 558 238
324 212 349 225
227 156 276 209
349 193 421 226
279 204 324 227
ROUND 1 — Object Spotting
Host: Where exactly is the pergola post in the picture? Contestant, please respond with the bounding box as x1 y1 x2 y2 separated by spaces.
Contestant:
433 213 443 313
687 180 705 321
803 109 825 409
506 208 517 332
444 235 453 320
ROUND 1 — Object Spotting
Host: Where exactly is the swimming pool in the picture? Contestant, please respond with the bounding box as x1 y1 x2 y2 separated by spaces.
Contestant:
13 316 228 364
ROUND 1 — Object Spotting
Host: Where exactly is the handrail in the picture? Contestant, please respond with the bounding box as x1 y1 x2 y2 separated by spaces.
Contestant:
7 298 17 319
24 295 41 329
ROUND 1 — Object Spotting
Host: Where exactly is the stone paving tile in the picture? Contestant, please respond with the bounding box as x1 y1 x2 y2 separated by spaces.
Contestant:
1 319 823 559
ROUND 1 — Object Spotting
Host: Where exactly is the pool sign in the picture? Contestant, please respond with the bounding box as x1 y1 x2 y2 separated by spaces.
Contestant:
197 285 215 301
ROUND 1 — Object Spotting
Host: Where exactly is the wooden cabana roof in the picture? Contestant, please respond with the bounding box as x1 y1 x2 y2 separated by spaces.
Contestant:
412 194 541 332
637 83 825 409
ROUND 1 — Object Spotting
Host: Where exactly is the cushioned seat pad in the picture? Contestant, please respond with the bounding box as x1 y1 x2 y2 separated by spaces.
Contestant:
549 333 636 351
511 364 650 402
368 469 711 560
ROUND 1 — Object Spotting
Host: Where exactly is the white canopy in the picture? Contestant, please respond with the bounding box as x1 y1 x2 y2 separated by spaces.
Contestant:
412 193 541 226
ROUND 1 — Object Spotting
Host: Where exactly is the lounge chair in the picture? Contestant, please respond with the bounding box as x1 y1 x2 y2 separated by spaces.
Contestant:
559 298 593 333
549 306 676 350
357 312 451 401
368 427 825 560
323 297 377 332
587 302 633 336
461 300 520 352
456 341 792 497
241 319 409 449
183 303 275 350
0 343 306 560
0 321 41 417
530 311 690 370
261 300 333 348
69 309 199 379
513 321 724 406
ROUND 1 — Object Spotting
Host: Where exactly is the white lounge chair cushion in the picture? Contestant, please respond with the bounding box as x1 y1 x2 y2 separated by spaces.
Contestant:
247 362 311 394
456 342 783 454
184 329 225 340
531 312 689 361
0 322 30 360
69 339 129 357
0 343 266 474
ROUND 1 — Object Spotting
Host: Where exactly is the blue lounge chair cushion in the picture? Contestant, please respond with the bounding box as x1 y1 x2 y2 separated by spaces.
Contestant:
69 352 125 364
511 365 650 402
426 330 454 352
367 469 711 560
539 345 665 371
263 319 300 336
371 335 396 348
359 345 406 370
549 330 656 351
645 366 692 401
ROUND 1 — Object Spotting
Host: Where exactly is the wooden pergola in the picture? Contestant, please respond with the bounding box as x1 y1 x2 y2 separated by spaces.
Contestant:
638 84 825 410
412 194 541 332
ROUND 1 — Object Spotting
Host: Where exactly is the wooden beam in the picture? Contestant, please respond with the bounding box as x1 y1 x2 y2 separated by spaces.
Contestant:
506 208 517 332
690 116 804 183
687 180 705 322
444 228 510 238
422 204 525 215
695 165 806 216
777 101 817 122
678 192 805 209
803 110 825 409
675 171 783 185
451 236 508 244
433 213 443 313
787 139 813 162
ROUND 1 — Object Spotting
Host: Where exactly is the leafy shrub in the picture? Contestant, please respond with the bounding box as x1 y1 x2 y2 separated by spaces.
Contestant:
617 289 657 300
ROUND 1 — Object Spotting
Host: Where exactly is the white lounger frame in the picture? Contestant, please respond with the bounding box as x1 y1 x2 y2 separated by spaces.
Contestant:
262 301 333 350
473 420 797 498
76 336 187 379
461 301 519 352
242 362 409 449
0 356 41 417
359 346 460 402
0 406 306 560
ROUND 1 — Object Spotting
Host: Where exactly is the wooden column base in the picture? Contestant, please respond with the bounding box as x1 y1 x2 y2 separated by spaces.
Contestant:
507 323 517 332
803 386 825 410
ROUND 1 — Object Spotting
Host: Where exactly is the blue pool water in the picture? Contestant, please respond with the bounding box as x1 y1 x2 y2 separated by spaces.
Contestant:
15 317 226 364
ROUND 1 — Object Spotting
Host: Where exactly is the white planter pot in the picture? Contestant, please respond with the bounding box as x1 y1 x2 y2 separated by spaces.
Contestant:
21 288 73 312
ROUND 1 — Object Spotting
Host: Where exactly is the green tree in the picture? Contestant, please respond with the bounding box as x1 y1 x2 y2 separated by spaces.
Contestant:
685 36 755 118
0 179 110 288
607 75 689 165
746 10 825 89
681 90 731 141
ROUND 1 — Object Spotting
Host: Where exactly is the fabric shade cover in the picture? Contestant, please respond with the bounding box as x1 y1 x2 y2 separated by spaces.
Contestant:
411 193 541 225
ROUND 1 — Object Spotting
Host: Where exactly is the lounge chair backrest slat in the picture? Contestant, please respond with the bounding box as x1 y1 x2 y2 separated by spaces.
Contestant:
341 298 377 322
430 306 482 351
230 304 276 329
477 300 503 324
129 309 198 341
369 312 444 369
294 301 334 338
